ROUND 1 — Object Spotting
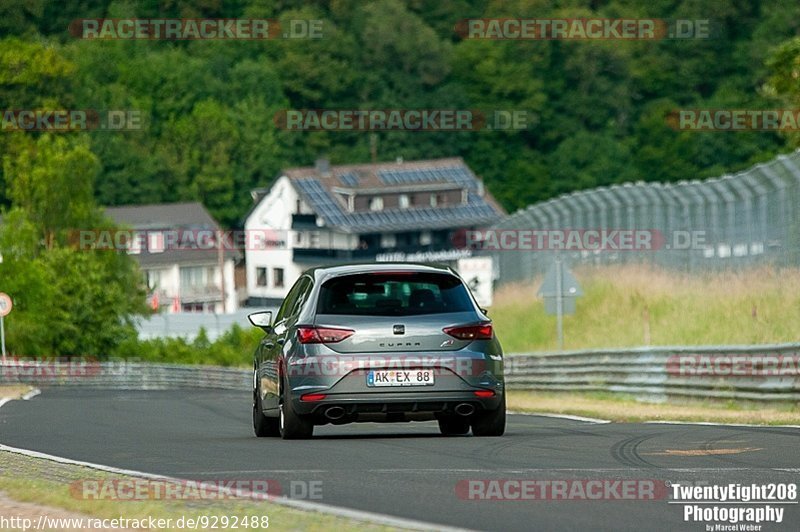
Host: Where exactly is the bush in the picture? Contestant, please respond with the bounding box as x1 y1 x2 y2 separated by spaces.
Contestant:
119 324 264 367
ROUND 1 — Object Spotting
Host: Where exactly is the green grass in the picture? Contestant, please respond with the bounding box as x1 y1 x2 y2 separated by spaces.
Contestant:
0 452 397 532
491 265 800 352
507 390 800 425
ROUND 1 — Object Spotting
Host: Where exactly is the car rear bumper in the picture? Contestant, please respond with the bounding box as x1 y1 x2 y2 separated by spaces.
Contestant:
291 387 504 418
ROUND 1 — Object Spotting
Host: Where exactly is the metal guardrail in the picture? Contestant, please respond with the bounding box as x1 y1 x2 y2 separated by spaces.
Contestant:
2 344 798 401
506 343 800 401
0 360 249 391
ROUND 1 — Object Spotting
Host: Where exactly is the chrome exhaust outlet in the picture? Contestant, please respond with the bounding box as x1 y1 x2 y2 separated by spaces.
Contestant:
324 406 346 421
454 403 475 416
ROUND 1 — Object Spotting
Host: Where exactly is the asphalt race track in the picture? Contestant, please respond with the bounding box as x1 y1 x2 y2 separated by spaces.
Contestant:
2 389 799 531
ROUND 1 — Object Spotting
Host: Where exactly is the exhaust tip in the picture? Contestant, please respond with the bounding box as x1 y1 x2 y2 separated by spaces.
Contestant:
454 403 475 416
324 406 346 421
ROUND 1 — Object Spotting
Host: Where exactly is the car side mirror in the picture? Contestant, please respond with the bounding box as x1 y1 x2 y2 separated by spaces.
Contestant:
248 310 273 332
480 308 489 315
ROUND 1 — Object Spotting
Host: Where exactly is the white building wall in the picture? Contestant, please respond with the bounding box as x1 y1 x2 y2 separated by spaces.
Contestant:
245 176 301 300
145 259 237 314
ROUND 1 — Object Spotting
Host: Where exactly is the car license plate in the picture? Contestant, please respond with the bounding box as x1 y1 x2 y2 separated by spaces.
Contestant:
367 369 435 387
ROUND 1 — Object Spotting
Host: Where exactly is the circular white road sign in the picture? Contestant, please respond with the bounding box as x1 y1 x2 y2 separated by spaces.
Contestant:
0 292 12 317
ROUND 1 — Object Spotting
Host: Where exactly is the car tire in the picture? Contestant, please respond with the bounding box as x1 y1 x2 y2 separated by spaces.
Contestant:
279 381 314 440
253 373 279 437
470 393 506 437
438 416 471 436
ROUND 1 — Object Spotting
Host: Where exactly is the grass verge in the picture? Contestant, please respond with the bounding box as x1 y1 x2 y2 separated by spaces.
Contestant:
506 390 800 425
0 451 397 532
491 265 800 352
0 385 32 400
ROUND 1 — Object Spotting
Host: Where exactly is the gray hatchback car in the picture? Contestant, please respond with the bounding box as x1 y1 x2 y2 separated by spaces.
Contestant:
249 263 505 439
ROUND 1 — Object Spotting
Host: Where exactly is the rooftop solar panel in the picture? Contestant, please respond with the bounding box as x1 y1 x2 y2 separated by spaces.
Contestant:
339 172 359 187
294 170 501 233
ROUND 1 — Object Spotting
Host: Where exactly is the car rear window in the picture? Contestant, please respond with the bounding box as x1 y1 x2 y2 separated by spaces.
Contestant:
317 272 475 316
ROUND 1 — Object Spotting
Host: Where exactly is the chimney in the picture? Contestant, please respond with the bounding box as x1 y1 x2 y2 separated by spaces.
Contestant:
396 156 403 164
477 179 485 197
315 158 331 176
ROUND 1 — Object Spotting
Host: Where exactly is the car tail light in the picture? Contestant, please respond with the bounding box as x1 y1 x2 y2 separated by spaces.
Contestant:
300 393 327 402
443 323 493 340
473 389 495 398
296 326 355 344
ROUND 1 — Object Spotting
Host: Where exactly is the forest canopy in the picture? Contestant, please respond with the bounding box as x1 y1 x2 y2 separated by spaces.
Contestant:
2 0 800 228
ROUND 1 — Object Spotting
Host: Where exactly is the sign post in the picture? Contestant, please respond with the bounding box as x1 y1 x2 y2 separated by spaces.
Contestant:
457 256 494 308
555 257 564 350
537 259 582 351
0 292 12 363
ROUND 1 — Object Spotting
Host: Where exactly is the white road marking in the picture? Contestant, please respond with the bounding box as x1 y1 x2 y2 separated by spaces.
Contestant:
645 420 800 429
0 443 471 532
508 411 611 424
164 467 793 475
21 388 41 401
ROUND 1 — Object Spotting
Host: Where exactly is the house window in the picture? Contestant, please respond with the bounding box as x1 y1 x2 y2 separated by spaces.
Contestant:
430 193 446 207
128 232 142 254
273 267 285 288
380 233 396 248
145 270 162 290
369 197 384 211
180 266 212 290
256 267 268 287
399 194 410 209
147 232 164 253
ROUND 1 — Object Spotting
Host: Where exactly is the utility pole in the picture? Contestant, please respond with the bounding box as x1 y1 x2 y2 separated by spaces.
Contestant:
369 133 378 163
555 256 564 351
218 229 226 314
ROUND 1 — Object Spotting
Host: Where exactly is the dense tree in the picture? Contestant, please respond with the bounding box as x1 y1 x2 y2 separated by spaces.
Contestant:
1 0 799 221
0 134 147 357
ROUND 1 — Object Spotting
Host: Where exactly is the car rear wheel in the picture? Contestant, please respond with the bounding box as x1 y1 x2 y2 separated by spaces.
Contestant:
279 382 314 440
438 416 471 436
253 372 279 437
470 394 506 437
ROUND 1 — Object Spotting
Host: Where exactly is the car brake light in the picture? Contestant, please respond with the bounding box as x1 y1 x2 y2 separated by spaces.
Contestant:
297 326 354 344
473 389 495 398
443 323 493 340
300 393 327 402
